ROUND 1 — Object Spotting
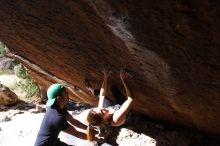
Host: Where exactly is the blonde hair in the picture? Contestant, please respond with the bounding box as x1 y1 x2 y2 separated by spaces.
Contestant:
86 125 94 141
86 109 103 141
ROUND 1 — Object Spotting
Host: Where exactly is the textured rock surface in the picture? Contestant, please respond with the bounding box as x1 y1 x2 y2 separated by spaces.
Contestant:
0 0 219 134
0 84 18 106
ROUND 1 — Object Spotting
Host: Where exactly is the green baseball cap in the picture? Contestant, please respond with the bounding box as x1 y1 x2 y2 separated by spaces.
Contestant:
46 84 64 106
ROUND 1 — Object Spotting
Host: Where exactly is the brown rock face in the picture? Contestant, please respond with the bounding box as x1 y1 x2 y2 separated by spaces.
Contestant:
0 1 219 134
0 84 18 106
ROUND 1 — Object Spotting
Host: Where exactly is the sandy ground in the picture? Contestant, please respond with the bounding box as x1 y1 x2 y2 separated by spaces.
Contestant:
0 75 18 88
0 110 44 146
0 109 96 146
0 108 100 146
0 74 27 98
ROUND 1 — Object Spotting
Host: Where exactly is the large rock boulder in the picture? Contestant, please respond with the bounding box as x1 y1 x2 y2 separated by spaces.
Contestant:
0 0 219 135
0 84 18 106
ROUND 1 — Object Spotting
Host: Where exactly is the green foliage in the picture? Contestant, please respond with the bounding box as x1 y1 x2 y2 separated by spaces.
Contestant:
13 64 40 97
14 64 29 79
14 79 39 97
0 42 6 57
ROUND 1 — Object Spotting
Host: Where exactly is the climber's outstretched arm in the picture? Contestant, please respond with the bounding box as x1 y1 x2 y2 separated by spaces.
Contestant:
112 70 133 126
98 69 110 108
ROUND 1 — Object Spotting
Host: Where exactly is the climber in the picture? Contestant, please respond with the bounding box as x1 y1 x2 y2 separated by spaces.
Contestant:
34 83 104 146
86 68 133 140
